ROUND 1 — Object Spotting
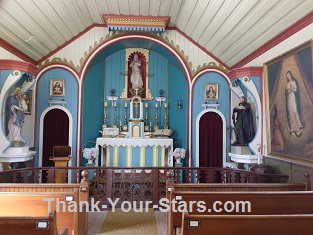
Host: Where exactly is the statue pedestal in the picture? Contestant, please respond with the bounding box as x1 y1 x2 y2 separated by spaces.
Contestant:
231 145 251 155
49 157 71 183
228 146 262 169
0 146 35 168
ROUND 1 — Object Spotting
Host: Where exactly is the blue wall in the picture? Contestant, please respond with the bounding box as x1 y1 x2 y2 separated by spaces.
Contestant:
36 68 78 166
191 72 231 166
82 45 188 166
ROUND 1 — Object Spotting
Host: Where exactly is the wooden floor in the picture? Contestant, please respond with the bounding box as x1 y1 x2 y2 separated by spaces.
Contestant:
86 211 167 235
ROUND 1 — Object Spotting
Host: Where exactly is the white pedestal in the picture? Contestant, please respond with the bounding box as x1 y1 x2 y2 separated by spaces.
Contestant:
228 153 263 164
0 146 35 163
228 146 262 168
231 145 252 155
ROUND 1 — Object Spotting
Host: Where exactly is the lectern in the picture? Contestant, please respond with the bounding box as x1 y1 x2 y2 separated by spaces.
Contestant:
49 146 71 183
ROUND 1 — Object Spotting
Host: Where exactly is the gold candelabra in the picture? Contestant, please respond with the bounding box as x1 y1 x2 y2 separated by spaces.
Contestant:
144 103 149 132
123 102 128 131
164 103 168 129
113 102 117 128
154 102 159 131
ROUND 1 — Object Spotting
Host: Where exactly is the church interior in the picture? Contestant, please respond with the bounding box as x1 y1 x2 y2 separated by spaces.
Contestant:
1 0 313 234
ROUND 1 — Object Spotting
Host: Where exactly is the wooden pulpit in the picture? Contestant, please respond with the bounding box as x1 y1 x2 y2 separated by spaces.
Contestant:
49 146 71 183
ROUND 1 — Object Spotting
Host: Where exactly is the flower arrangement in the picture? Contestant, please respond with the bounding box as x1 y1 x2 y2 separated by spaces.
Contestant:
173 148 186 163
83 141 98 161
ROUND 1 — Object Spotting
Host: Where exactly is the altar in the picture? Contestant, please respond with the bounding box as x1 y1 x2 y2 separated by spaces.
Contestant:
96 137 173 167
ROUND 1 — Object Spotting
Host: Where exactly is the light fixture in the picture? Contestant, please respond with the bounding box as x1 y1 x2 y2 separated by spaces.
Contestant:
155 89 166 105
177 96 183 109
107 89 118 106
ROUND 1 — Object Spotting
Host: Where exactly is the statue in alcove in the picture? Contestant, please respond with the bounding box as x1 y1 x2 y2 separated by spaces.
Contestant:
130 54 143 90
6 86 27 143
232 96 255 146
128 52 146 99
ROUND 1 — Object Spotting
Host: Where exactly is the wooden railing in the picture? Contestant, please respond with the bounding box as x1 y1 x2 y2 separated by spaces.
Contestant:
0 166 293 208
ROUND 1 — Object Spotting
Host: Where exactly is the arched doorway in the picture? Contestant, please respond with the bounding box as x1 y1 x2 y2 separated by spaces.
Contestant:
196 109 226 166
196 109 226 182
199 111 223 167
39 108 71 182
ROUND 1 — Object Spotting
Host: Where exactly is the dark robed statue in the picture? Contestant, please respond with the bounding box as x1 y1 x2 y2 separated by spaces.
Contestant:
232 96 255 146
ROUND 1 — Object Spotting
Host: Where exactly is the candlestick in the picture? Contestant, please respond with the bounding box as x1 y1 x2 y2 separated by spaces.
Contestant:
144 103 149 132
103 103 107 129
113 104 117 127
104 101 108 107
113 102 117 108
154 104 159 131
123 105 128 131
124 102 128 108
164 103 168 129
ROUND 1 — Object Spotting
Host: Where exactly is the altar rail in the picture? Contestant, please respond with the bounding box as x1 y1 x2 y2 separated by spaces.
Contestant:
0 166 295 207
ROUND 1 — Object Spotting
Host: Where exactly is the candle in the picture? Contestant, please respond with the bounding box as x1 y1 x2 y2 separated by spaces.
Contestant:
113 102 117 108
145 103 148 108
164 103 168 108
104 102 107 107
124 102 128 108
150 121 152 127
155 103 158 108
120 120 122 127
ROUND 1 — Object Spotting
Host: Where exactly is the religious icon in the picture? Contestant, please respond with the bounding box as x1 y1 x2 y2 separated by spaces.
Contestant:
50 79 65 96
204 83 218 100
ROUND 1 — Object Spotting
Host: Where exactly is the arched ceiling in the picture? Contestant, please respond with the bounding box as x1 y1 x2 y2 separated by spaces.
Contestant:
1 0 313 68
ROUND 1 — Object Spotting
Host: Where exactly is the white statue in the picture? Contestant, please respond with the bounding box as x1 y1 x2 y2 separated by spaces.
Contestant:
130 54 143 89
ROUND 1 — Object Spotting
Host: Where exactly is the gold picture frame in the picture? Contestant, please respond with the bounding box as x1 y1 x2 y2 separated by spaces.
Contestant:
23 90 32 115
204 83 218 100
265 40 313 163
50 78 65 96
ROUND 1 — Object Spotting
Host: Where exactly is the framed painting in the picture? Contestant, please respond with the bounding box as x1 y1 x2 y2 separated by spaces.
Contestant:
204 83 218 100
265 40 313 163
50 78 65 96
23 90 32 115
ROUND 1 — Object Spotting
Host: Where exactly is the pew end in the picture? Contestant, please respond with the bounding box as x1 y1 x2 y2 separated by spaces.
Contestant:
0 210 68 235
179 212 313 235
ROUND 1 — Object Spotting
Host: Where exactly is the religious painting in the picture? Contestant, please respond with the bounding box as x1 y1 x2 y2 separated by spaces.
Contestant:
265 41 313 163
23 90 32 115
120 48 152 100
204 83 218 100
50 78 65 96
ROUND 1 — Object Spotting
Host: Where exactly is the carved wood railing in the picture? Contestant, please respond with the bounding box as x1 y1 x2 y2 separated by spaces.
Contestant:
0 166 304 207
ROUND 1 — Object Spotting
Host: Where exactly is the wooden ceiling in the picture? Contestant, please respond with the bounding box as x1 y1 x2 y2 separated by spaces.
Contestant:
1 0 313 68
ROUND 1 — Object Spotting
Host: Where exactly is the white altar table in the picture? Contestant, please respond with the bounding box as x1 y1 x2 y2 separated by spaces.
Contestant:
96 137 173 167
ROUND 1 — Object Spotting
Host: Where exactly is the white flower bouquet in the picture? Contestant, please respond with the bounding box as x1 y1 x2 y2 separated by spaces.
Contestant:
173 148 186 160
83 141 98 161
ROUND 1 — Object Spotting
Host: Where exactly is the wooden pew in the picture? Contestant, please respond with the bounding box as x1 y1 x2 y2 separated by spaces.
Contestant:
0 210 68 235
168 190 313 235
166 170 311 194
0 170 89 235
178 212 313 235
